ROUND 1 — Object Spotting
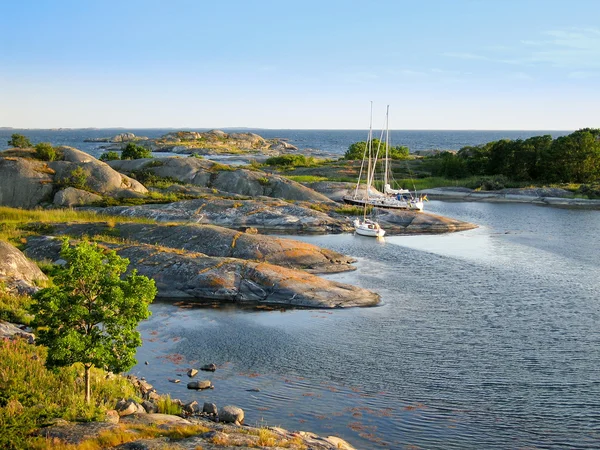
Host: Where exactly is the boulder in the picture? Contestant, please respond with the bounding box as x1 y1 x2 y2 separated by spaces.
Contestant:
187 380 213 390
0 157 54 207
0 321 35 343
187 368 198 378
200 363 217 372
53 187 102 207
104 410 120 424
203 402 218 415
220 405 244 424
115 399 139 417
141 400 158 414
183 400 200 414
0 241 48 293
50 147 147 198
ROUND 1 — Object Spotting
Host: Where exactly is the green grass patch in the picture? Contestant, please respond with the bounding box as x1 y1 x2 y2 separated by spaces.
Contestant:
333 204 372 215
0 285 33 325
284 175 328 183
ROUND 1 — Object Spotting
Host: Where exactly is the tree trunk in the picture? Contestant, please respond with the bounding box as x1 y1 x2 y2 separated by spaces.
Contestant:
84 363 92 404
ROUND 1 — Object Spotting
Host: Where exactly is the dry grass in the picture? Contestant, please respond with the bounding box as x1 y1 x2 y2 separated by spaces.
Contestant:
29 423 210 450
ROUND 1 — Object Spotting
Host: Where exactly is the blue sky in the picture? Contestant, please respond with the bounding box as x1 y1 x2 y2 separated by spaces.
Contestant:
1 0 599 129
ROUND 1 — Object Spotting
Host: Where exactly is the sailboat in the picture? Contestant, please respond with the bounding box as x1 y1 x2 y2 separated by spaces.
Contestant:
351 103 386 238
343 105 425 212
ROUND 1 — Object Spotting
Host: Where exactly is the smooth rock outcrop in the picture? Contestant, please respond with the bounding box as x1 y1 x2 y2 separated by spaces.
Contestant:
0 157 54 207
50 146 147 197
46 222 356 273
24 236 380 308
96 197 348 234
0 241 48 293
53 187 102 207
0 147 148 207
108 157 332 202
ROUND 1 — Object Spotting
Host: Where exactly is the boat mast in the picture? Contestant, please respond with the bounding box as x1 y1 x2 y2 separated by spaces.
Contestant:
365 101 373 202
353 101 373 199
384 105 389 189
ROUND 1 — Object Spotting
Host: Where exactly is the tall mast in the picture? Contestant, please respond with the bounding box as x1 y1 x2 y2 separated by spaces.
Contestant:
366 101 373 200
384 105 389 189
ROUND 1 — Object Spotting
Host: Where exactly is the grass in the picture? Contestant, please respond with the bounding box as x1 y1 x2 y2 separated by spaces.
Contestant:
0 207 155 246
0 339 140 450
156 394 182 415
333 204 372 216
0 284 33 325
284 175 328 183
29 423 210 450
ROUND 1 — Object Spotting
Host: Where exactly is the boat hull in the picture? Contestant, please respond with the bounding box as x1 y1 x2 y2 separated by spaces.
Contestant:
343 196 424 212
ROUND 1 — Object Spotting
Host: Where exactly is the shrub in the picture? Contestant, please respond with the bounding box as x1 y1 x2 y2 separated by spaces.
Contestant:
156 395 182 415
34 142 57 161
65 166 88 189
257 177 270 186
0 284 33 325
99 151 120 161
7 133 32 148
344 139 409 160
121 142 152 160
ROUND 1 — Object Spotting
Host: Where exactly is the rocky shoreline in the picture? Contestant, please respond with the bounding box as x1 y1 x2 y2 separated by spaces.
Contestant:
421 187 600 208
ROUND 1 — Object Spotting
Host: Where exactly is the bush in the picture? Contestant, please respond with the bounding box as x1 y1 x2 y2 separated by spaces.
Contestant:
34 142 57 161
121 142 152 160
7 133 32 148
63 166 88 189
265 154 316 167
257 177 270 186
99 151 120 161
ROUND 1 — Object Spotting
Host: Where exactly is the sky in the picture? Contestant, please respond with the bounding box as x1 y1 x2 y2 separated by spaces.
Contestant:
1 0 599 129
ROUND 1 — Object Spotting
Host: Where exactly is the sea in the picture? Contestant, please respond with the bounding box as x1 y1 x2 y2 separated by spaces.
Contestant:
3 128 598 449
0 128 572 159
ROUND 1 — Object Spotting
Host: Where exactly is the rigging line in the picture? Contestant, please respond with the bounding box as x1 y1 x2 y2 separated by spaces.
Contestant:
353 101 373 199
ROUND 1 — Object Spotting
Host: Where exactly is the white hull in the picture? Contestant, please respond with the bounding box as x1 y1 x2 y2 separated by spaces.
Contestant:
353 219 385 237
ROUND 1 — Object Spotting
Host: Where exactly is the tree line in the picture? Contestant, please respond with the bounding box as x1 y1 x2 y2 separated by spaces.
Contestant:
425 128 600 184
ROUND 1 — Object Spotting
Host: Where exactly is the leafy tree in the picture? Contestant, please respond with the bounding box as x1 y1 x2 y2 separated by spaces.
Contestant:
7 133 32 148
99 151 120 162
31 240 156 404
121 142 152 160
34 142 58 161
344 139 409 160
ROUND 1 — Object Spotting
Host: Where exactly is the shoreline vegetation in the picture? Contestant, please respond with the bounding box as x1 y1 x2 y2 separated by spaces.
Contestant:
1 128 598 448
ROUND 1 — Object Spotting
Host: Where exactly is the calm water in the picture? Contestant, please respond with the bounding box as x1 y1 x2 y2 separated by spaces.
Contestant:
131 202 600 449
0 128 571 158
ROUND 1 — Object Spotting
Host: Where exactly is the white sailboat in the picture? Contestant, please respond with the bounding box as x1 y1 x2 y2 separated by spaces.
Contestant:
352 102 386 238
343 105 425 212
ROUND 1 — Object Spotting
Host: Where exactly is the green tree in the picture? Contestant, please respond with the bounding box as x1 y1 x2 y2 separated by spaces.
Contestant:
7 133 32 148
99 151 120 161
121 142 152 160
31 240 156 404
344 139 409 160
35 142 58 161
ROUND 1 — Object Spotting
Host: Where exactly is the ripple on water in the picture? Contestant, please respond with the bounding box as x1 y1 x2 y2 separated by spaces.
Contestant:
132 202 600 449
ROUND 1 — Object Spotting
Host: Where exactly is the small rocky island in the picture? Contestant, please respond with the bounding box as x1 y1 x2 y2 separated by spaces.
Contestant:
90 129 300 156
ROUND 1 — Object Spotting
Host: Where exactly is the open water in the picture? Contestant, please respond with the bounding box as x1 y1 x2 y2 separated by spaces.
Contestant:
0 128 571 158
131 201 600 449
